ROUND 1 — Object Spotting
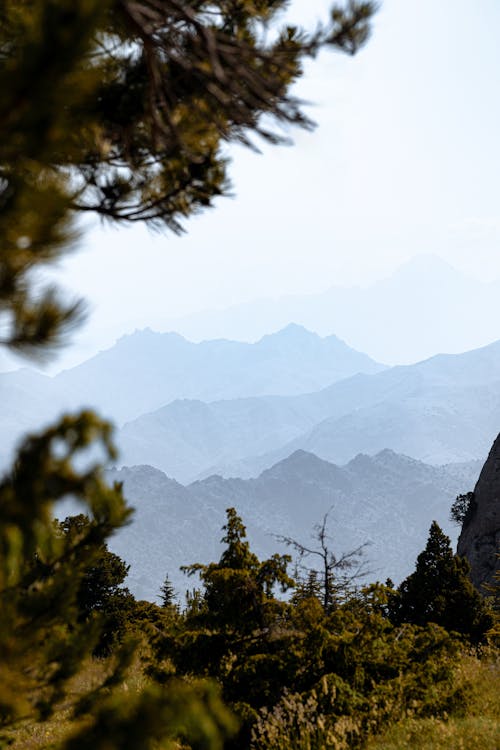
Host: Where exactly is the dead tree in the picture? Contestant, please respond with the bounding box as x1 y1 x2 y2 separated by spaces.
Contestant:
276 510 371 613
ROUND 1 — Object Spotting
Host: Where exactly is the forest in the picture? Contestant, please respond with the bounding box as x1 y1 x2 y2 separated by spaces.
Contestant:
0 1 499 748
3 492 499 749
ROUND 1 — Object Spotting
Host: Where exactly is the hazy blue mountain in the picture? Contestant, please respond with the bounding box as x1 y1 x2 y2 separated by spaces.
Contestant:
0 369 75 469
116 338 500 481
117 395 320 483
158 255 500 365
102 450 481 601
0 325 384 468
53 324 384 423
0 324 382 425
280 380 500 466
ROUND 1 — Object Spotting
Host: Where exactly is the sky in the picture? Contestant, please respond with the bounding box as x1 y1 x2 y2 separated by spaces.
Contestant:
21 0 500 368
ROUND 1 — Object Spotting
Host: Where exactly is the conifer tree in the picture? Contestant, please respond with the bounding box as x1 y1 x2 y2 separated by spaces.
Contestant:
182 507 294 633
160 574 177 609
390 521 493 643
450 491 476 526
0 412 132 739
56 514 138 655
0 1 376 746
0 0 376 358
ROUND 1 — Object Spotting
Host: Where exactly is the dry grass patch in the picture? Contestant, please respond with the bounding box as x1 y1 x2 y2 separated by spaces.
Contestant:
367 652 500 750
6 653 147 749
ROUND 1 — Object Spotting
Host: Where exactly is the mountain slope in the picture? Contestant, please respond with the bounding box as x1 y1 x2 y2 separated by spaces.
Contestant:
0 325 384 469
0 325 383 445
53 324 384 423
117 395 320 482
116 339 500 482
279 380 500 466
102 450 481 601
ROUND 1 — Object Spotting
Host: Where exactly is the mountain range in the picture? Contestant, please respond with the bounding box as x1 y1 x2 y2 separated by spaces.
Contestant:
116 336 500 482
0 325 383 468
96 449 481 601
157 255 500 365
5 325 500 482
5 317 498 605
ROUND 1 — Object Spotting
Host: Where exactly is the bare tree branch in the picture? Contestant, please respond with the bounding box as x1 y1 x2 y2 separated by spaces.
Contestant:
275 509 372 612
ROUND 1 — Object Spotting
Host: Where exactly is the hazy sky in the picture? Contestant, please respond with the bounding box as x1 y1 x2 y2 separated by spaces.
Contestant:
39 0 500 365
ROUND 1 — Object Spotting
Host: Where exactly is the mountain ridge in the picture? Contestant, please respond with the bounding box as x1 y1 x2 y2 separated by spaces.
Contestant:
0 325 384 468
155 255 500 364
99 448 481 601
116 338 500 482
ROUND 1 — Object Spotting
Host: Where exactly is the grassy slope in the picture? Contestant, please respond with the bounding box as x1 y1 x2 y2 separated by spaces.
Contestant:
366 653 500 750
9 650 499 749
7 657 148 749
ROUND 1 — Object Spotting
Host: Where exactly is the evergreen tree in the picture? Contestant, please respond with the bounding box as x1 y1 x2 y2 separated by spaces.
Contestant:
160 514 477 750
0 1 376 746
291 568 323 606
450 491 476 527
159 574 177 609
167 509 295 747
56 514 137 655
182 507 294 634
0 412 133 739
0 0 376 357
483 559 500 644
390 521 493 643
56 514 130 615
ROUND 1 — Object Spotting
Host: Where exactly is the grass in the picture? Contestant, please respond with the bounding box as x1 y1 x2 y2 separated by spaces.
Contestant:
5 653 148 749
366 716 499 750
366 652 500 750
7 648 500 749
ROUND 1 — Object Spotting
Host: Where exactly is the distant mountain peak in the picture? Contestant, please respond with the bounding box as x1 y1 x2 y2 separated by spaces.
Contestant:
344 450 433 474
372 449 423 467
259 323 319 342
345 453 373 469
390 254 465 281
117 328 186 344
281 448 328 465
111 463 184 486
260 449 338 480
278 322 314 335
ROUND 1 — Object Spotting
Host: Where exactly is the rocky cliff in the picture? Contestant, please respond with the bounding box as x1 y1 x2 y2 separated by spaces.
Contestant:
457 434 500 591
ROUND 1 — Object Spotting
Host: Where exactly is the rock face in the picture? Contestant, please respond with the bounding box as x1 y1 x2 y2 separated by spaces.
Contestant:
457 434 500 591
